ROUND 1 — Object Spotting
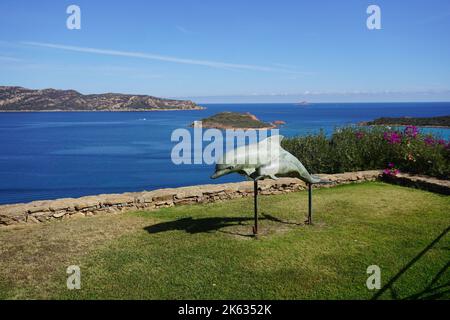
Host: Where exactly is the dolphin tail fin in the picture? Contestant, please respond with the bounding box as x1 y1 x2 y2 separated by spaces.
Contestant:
291 159 325 184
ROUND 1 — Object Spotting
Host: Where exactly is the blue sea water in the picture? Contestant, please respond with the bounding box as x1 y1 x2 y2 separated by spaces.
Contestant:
0 102 449 205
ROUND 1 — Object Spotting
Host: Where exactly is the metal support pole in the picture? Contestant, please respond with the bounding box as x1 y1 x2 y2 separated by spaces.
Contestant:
307 183 312 225
253 179 258 235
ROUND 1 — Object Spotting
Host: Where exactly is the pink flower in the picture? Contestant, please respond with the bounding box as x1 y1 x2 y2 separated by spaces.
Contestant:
384 131 402 144
355 131 365 139
404 125 419 138
424 136 435 146
383 163 400 176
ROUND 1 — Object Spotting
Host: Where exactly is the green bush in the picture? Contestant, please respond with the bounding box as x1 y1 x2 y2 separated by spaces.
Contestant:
281 126 450 179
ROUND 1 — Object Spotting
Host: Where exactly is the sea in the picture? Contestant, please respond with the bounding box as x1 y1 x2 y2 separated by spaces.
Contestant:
0 102 449 205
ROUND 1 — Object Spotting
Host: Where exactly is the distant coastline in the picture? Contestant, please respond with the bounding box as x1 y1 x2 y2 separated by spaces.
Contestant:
0 108 205 113
359 115 450 128
361 123 450 129
0 86 204 112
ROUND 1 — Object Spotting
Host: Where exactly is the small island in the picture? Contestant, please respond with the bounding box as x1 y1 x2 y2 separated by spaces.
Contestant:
361 115 450 128
193 112 281 129
0 86 204 112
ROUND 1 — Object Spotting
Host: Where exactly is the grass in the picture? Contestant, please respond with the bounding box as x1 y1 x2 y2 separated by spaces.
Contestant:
0 182 449 300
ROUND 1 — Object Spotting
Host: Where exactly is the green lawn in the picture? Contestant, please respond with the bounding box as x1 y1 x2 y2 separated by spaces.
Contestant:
0 182 449 300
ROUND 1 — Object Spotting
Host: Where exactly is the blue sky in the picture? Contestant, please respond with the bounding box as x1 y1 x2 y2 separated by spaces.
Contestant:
0 0 449 102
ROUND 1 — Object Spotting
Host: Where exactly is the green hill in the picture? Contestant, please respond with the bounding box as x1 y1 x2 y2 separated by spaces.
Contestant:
194 112 275 129
364 115 450 127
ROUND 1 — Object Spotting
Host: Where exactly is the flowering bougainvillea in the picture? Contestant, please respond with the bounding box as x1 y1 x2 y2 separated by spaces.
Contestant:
383 162 400 176
424 136 435 146
282 125 450 179
383 131 402 144
404 125 419 138
355 131 365 140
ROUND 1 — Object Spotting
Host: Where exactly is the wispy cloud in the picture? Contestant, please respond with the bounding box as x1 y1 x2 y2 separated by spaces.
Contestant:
175 25 194 34
21 41 305 74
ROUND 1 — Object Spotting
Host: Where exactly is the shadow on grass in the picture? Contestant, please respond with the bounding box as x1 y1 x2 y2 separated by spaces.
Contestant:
372 226 450 300
144 213 303 238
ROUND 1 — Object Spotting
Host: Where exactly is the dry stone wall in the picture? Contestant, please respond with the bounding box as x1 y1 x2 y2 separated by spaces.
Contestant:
2 170 446 227
0 171 382 226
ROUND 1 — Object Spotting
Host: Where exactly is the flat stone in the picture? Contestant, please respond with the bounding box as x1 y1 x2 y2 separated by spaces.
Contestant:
201 184 227 194
26 216 40 223
174 198 198 205
103 194 135 206
73 196 102 210
0 204 27 217
136 192 154 204
31 211 49 217
151 189 177 202
174 186 203 199
48 198 76 211
52 211 66 218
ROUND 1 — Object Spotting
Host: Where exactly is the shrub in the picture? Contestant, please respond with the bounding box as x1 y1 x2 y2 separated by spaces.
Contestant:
282 126 450 179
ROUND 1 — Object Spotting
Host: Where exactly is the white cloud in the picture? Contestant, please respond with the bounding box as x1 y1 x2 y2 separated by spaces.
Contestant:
22 41 305 74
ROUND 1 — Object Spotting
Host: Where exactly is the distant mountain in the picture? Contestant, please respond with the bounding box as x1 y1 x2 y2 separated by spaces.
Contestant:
0 86 204 111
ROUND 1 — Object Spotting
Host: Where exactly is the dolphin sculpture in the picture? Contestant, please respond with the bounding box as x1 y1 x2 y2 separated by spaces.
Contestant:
211 135 326 235
211 135 322 184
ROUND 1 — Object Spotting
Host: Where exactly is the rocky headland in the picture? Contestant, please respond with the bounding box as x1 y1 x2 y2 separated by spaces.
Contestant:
193 112 282 130
0 86 204 112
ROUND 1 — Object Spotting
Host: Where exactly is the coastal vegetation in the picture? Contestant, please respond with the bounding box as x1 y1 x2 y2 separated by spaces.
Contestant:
282 126 450 179
195 112 276 129
363 115 450 128
0 86 203 111
0 182 448 299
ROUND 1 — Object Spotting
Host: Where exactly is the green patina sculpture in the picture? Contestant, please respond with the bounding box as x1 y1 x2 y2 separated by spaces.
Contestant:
211 135 326 235
211 135 323 184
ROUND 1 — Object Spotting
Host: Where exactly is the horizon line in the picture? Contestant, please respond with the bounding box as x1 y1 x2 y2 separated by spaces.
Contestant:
2 84 450 104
